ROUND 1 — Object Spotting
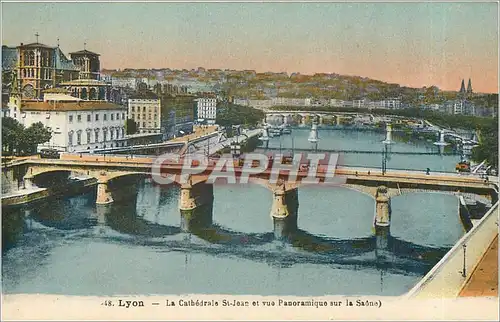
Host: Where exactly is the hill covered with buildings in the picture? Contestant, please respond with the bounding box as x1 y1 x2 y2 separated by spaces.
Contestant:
100 67 498 118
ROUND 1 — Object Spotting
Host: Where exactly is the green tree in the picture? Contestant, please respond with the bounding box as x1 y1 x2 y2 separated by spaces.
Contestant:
125 118 137 135
216 103 264 127
2 117 24 155
1 118 52 156
471 123 499 169
21 122 52 155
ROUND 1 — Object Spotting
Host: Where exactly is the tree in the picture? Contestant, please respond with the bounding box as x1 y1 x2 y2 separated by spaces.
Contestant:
21 122 52 155
1 118 51 156
471 123 499 169
2 117 24 155
125 118 137 135
216 103 264 127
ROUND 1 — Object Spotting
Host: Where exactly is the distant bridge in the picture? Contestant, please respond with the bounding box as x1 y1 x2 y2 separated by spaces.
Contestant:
256 147 460 156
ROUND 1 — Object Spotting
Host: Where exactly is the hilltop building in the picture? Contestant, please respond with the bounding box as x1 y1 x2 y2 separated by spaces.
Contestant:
467 78 473 95
453 78 475 116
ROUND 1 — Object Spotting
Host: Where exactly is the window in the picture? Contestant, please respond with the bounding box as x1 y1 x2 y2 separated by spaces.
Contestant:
69 115 73 123
137 114 140 120
122 113 125 120
87 114 91 122
154 122 157 128
95 114 99 121
68 131 74 146
94 129 99 142
116 113 119 120
110 129 114 140
122 127 125 138
77 131 82 145
77 115 82 122
86 131 91 144
131 106 135 112
104 114 107 121
111 114 114 121
143 114 146 120
143 106 146 112
143 122 146 127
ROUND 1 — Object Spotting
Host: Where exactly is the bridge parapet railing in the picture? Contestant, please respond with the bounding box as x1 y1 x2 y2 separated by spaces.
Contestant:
405 202 499 299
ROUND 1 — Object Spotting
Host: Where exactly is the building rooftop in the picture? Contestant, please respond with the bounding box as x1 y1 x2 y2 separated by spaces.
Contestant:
17 42 55 49
128 91 159 99
59 79 109 86
43 88 71 94
69 49 100 56
43 93 82 102
54 47 79 71
21 101 126 112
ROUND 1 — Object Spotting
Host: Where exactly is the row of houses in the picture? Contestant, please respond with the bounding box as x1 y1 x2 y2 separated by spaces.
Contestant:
234 96 495 117
233 97 403 110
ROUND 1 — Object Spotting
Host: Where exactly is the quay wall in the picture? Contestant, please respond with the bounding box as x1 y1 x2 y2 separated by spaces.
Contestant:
405 202 499 298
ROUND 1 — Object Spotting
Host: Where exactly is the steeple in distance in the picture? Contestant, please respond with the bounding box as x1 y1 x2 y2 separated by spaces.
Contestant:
459 79 466 93
467 78 472 94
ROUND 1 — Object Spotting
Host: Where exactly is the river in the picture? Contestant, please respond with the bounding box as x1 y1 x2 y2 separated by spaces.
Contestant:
2 128 465 296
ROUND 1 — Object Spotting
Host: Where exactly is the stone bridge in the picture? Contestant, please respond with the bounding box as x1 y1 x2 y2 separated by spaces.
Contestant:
3 155 497 239
264 111 358 125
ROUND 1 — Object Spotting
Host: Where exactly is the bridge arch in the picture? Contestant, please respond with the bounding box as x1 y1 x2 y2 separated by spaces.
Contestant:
27 168 72 179
105 171 150 183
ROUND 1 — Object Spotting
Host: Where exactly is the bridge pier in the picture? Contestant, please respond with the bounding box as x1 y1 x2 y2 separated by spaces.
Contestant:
95 203 109 234
270 183 298 240
23 176 36 189
179 179 213 232
96 181 114 205
375 186 391 234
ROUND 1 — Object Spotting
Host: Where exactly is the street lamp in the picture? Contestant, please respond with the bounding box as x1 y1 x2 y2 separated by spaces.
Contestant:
381 143 388 175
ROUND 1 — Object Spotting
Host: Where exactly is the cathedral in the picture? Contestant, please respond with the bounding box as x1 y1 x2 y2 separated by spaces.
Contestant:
455 78 475 116
459 78 473 98
2 36 111 102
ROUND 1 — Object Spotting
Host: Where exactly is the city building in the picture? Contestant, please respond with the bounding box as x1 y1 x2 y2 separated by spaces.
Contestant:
459 78 473 99
383 97 401 109
453 100 464 114
9 93 127 152
15 42 80 100
69 49 100 80
195 96 217 124
1 37 114 102
128 91 161 133
352 99 366 108
111 77 137 89
329 99 345 107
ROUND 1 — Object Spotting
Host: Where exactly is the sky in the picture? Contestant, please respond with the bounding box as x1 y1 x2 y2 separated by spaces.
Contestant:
2 1 499 93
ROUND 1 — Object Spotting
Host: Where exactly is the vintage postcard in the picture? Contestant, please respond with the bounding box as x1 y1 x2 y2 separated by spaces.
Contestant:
1 0 499 320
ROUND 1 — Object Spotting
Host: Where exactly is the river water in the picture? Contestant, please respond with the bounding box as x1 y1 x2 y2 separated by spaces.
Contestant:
2 128 465 296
